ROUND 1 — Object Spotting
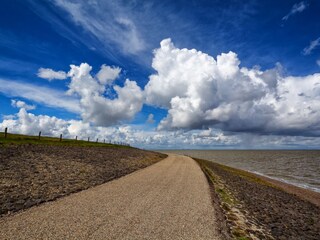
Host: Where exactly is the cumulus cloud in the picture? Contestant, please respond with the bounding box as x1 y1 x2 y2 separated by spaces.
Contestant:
303 37 320 55
4 63 144 126
2 63 143 127
0 108 238 148
282 1 308 21
96 64 121 85
37 67 67 81
67 63 143 126
3 39 320 148
1 108 69 136
11 100 36 110
3 108 320 149
145 38 320 136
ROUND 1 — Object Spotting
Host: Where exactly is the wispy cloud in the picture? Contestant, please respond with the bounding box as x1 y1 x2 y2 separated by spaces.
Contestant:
0 78 80 113
26 0 257 68
25 0 150 65
0 31 58 64
282 1 308 21
0 56 40 76
317 59 320 67
303 37 320 55
51 0 146 55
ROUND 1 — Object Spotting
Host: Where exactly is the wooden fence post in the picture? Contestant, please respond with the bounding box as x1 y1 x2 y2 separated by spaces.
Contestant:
38 131 41 140
88 137 90 142
60 134 62 142
96 138 98 143
104 139 105 143
4 127 7 138
75 136 77 141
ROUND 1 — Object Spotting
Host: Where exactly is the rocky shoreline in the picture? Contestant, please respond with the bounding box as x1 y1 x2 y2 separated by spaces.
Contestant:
195 158 320 240
0 144 166 217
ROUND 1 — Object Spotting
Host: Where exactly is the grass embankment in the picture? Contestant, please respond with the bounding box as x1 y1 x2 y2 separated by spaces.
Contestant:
0 132 128 148
0 133 167 217
195 158 320 240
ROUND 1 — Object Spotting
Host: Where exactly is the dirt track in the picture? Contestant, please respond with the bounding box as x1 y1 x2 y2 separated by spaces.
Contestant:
0 154 220 240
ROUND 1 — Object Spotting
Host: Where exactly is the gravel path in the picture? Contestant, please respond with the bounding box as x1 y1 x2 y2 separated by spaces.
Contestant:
0 154 219 240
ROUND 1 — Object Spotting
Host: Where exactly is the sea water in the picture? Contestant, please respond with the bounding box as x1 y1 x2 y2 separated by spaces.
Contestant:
163 150 320 193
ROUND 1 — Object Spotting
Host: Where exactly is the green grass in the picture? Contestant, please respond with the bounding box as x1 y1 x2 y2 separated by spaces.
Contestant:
216 187 234 205
0 132 131 148
201 164 236 206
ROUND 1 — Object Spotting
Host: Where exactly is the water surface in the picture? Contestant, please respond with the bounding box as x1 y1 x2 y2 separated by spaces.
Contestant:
163 150 320 193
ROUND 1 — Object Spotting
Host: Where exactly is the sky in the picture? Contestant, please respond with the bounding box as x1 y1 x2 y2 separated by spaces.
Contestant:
0 0 320 149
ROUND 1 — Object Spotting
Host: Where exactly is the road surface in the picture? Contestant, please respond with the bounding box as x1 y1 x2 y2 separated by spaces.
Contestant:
0 154 220 240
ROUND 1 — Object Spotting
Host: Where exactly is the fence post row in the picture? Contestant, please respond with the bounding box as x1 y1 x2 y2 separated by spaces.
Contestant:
3 128 131 146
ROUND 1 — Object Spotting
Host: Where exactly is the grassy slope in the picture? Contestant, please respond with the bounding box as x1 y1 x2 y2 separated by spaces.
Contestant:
0 132 128 148
0 133 167 217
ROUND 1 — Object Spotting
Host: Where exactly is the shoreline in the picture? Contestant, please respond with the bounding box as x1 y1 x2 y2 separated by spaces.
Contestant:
202 158 320 208
199 160 320 207
195 157 320 239
245 170 320 207
161 149 320 197
250 170 320 193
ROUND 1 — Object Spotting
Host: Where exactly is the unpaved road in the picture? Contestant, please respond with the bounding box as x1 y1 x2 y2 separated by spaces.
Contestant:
0 154 219 240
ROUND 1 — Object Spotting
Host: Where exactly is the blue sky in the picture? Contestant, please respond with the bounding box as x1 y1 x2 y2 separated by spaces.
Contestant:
0 0 320 149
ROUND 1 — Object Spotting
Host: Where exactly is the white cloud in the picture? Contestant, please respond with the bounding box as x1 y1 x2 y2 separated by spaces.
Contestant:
27 0 258 69
3 108 320 149
52 0 146 55
303 37 320 55
282 1 308 21
3 39 320 148
2 63 143 128
271 74 320 134
96 64 121 85
11 100 36 110
0 108 68 136
0 108 238 148
0 78 80 113
37 67 67 81
145 39 320 136
67 63 144 126
146 114 155 124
